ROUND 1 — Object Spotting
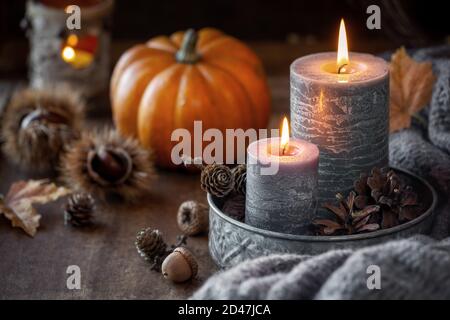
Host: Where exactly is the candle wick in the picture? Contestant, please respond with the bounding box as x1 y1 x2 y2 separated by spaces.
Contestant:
281 144 287 156
338 63 348 74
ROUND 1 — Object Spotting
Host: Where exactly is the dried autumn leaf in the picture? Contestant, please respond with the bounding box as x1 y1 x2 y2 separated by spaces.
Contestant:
390 47 436 132
0 180 70 237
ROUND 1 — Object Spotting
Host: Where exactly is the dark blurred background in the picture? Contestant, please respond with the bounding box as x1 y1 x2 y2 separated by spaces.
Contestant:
1 0 449 75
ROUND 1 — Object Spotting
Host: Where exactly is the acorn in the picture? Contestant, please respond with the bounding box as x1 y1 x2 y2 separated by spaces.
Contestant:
177 200 208 236
161 247 198 283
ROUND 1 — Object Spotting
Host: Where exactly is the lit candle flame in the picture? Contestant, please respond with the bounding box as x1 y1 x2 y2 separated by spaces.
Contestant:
62 46 76 62
67 34 79 47
61 34 96 69
65 5 75 13
337 18 349 73
281 116 290 155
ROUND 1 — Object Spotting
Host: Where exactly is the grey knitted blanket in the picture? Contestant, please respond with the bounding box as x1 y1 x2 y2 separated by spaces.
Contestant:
192 45 450 300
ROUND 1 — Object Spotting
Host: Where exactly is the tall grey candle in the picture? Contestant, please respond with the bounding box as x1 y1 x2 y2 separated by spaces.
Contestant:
290 52 389 206
245 134 319 235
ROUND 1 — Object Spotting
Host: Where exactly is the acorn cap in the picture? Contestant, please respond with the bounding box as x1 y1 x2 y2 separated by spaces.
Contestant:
174 247 198 277
177 200 208 236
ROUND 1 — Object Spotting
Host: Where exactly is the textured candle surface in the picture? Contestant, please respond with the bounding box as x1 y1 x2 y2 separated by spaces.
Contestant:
245 137 319 235
290 52 389 207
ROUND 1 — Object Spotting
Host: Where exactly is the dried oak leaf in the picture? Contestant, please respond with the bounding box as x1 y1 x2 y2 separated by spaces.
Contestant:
0 180 70 237
390 47 436 133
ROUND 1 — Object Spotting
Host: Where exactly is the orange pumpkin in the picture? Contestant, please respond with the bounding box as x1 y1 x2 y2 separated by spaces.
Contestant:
110 28 271 168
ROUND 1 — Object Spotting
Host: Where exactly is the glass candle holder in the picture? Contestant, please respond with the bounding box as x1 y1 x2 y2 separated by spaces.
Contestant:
25 0 114 100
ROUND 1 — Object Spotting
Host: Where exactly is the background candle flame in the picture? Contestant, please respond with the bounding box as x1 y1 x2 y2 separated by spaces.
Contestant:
62 46 75 61
67 34 79 47
281 116 290 153
337 18 349 70
61 33 97 69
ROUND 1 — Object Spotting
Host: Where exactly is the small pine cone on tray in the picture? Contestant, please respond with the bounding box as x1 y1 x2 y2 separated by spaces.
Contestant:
200 163 234 197
64 193 95 227
232 164 246 195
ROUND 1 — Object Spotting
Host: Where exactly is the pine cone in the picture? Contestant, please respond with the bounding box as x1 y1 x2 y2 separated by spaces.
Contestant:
64 193 95 227
354 167 420 228
135 228 168 263
135 229 189 272
314 191 380 236
200 164 234 197
232 164 246 195
177 201 209 236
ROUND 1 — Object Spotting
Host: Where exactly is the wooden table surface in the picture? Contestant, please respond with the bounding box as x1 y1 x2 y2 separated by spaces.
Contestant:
0 165 214 299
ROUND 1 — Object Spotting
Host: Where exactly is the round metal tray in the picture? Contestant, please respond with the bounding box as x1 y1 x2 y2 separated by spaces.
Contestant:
208 167 437 269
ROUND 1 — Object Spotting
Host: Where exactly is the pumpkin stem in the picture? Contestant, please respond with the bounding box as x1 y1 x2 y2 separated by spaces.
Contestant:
176 29 200 64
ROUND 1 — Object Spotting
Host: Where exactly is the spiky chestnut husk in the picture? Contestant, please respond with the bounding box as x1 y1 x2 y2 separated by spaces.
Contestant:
61 129 155 203
2 86 84 172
